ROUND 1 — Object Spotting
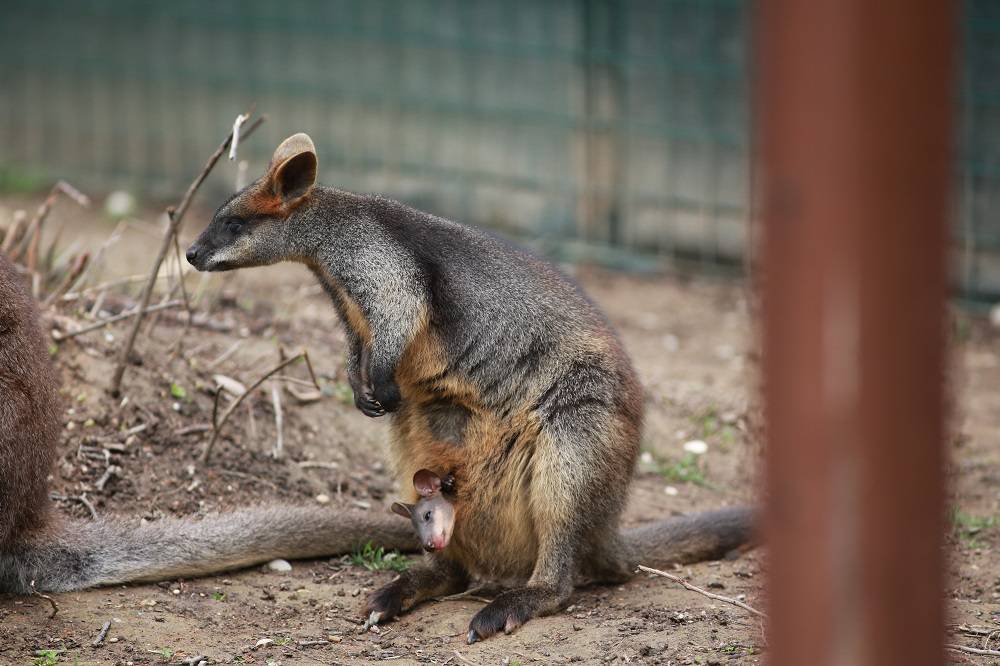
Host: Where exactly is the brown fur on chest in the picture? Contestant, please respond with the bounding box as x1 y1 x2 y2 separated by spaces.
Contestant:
391 400 544 580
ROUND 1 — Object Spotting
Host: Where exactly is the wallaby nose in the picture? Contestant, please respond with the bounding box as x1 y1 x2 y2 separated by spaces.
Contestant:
185 245 200 266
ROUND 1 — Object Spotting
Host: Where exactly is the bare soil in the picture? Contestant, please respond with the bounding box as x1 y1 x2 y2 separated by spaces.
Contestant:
0 198 996 665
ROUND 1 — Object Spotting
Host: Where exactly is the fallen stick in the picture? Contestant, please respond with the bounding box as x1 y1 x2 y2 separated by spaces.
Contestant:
52 300 182 341
637 564 766 618
946 643 1000 657
92 620 112 647
109 109 265 396
62 270 185 302
271 382 284 459
50 492 99 520
201 350 319 464
29 580 59 618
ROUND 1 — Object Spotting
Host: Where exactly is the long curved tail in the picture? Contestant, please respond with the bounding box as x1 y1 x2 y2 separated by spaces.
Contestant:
622 506 757 570
0 506 419 593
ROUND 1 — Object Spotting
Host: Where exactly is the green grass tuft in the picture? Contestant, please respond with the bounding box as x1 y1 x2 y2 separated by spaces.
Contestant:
351 542 411 572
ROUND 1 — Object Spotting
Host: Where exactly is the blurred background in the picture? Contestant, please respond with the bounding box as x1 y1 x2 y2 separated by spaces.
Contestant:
0 0 997 298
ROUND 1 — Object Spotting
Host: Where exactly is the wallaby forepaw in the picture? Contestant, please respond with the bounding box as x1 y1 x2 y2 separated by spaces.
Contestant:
355 389 386 418
364 581 404 624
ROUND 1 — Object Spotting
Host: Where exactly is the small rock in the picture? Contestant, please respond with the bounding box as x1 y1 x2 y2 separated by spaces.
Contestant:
683 439 708 455
991 304 1000 328
315 494 331 505
268 559 293 573
664 485 679 496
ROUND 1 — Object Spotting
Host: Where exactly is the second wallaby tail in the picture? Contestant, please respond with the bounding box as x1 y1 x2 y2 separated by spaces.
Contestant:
0 506 419 594
622 506 756 570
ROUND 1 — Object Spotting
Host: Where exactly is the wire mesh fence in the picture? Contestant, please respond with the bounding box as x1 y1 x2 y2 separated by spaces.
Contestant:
0 0 995 298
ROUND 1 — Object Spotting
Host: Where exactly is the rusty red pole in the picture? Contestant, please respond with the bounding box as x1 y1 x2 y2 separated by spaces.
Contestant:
758 2 956 665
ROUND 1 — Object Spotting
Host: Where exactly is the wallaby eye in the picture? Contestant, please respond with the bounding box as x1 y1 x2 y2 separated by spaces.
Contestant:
423 511 432 522
225 217 245 234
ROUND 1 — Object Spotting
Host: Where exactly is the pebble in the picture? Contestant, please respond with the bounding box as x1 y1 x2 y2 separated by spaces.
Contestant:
683 439 709 455
267 559 293 573
664 485 679 496
315 494 331 505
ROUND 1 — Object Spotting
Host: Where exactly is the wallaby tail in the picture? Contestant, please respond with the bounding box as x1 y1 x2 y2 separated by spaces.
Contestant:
622 506 756 570
0 505 419 594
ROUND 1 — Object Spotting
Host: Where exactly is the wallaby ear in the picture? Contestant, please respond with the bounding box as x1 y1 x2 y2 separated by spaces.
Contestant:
412 469 442 497
269 133 317 204
390 502 414 519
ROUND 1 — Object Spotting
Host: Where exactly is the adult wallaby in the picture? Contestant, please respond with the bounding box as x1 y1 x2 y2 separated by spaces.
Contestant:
186 133 754 642
0 253 418 594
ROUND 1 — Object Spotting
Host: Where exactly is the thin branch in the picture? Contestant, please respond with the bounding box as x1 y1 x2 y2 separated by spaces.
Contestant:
1 210 27 256
29 580 59 618
946 644 1000 657
14 180 89 270
109 109 265 396
201 351 311 464
62 270 183 302
50 492 99 520
207 340 243 370
637 565 766 618
271 382 284 459
52 300 182 341
42 252 90 307
164 234 194 358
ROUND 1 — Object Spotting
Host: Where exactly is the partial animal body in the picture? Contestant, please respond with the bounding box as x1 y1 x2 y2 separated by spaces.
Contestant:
0 253 418 594
187 133 755 641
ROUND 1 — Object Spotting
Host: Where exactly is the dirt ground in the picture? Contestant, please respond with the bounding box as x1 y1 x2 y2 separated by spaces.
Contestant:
0 197 996 665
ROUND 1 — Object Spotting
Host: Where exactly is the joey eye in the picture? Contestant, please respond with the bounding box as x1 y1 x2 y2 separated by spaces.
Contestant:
225 217 245 234
423 511 432 522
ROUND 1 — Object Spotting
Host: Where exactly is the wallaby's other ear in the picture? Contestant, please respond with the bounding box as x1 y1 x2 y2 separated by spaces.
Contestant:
413 469 442 497
390 502 414 519
268 133 317 204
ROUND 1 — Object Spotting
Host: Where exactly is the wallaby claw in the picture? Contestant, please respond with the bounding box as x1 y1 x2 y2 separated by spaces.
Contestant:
362 610 383 631
355 390 385 418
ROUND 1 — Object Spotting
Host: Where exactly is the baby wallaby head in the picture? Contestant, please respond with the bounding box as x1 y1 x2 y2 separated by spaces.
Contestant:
391 469 456 552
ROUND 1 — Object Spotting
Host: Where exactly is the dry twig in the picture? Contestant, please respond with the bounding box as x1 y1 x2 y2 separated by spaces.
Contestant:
109 109 265 396
42 252 90 307
50 492 98 520
29 580 59 618
93 620 112 647
271 382 284 459
946 643 1000 657
201 350 319 463
637 565 766 618
52 300 183 341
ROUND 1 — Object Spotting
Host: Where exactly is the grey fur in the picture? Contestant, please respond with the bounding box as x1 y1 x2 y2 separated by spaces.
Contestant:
0 508 418 594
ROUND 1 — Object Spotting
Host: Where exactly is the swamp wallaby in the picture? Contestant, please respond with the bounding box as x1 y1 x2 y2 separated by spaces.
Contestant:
0 253 419 594
186 133 755 642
